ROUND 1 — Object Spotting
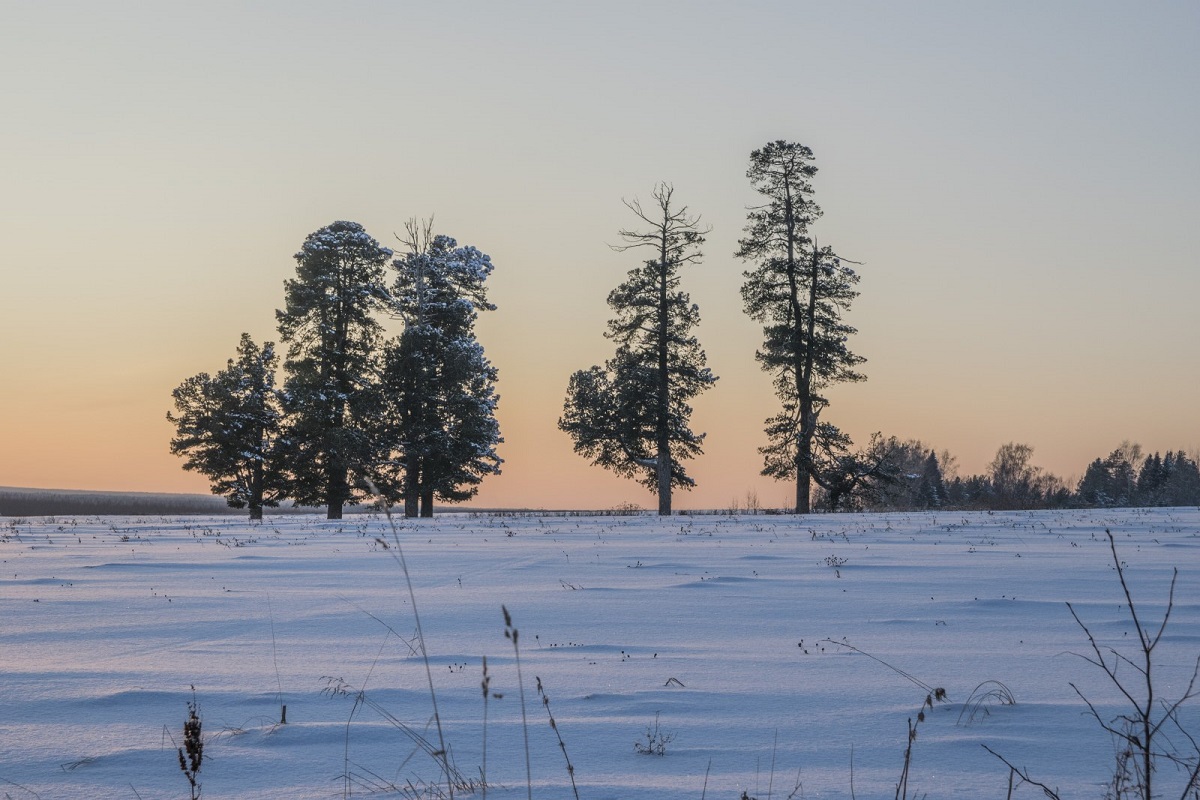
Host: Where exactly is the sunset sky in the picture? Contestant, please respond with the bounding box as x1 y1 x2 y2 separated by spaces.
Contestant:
2 1 1197 510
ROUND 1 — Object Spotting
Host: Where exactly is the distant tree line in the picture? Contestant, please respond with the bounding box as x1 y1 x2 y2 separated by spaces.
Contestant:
0 487 237 518
814 439 1200 513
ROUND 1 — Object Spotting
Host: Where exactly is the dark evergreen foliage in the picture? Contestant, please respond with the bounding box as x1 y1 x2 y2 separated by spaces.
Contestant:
736 140 866 513
559 185 717 514
1132 450 1200 506
1078 457 1119 507
376 223 502 517
275 221 392 519
917 450 947 508
1159 451 1200 505
167 334 285 520
1077 444 1142 507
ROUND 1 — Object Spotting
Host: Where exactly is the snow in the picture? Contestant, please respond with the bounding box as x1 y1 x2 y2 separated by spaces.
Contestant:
2 509 1199 798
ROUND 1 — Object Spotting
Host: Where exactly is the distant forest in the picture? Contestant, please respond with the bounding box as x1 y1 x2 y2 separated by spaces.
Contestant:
813 440 1200 514
0 487 326 518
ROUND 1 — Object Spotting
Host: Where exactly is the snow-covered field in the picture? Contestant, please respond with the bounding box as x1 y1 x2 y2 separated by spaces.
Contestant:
2 508 1199 799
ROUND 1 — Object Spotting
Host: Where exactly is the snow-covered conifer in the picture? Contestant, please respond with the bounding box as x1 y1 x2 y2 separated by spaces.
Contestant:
275 221 392 519
375 221 502 517
167 334 285 520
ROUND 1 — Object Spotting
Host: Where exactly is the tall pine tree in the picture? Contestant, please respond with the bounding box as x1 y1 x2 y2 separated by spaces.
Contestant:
560 184 717 514
377 222 502 518
917 450 946 509
737 141 865 513
168 334 285 520
276 221 392 519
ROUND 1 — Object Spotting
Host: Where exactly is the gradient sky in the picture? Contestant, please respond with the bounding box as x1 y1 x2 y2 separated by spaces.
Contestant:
2 1 1197 510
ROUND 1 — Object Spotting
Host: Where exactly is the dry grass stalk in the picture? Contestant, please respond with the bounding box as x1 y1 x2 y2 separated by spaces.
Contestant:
537 675 580 799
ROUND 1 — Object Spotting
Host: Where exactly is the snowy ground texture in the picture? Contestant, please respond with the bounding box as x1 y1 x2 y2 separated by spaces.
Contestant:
2 508 1200 799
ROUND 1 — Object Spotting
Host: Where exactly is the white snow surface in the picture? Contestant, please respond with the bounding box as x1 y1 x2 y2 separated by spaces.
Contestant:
2 509 1199 799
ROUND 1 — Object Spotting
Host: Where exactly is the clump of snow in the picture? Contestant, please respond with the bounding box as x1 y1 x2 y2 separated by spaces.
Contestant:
1 509 1198 798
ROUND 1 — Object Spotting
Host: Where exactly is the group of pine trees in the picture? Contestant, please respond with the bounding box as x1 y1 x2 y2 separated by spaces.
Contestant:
1076 444 1200 509
561 141 875 516
170 141 1198 519
168 221 501 519
172 139 879 519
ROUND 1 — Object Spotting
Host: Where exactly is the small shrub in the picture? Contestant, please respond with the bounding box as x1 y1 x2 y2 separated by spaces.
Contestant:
178 693 203 800
634 712 674 756
984 529 1200 800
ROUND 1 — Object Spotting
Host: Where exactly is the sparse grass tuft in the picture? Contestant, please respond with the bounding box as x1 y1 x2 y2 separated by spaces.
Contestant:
956 680 1016 726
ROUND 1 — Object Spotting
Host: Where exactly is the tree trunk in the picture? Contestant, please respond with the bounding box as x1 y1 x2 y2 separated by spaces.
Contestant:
657 452 672 516
328 281 351 522
404 443 423 517
404 463 419 519
420 489 434 518
796 396 815 515
782 186 812 517
326 460 347 519
250 456 265 522
796 470 811 514
793 248 822 516
655 218 672 517
324 422 348 522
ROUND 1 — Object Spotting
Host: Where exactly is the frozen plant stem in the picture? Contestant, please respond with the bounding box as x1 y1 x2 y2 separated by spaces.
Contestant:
267 594 285 724
850 744 856 800
537 675 580 799
768 729 777 799
481 656 490 800
504 605 533 800
379 497 453 799
896 689 946 800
